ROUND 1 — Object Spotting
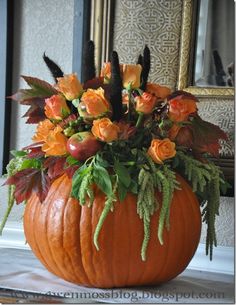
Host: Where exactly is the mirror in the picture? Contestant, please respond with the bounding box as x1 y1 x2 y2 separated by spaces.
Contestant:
177 0 234 97
194 0 235 88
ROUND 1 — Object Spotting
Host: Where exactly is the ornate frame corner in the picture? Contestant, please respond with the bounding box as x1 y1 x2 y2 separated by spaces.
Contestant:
177 0 234 98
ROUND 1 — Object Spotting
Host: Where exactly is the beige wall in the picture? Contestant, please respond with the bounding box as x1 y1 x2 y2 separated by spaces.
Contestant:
0 0 75 223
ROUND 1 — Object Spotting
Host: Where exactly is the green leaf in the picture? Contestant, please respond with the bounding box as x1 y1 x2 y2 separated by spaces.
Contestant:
21 75 58 97
130 180 138 194
72 98 80 108
71 165 90 198
93 165 113 196
95 155 109 168
114 161 131 188
117 182 128 202
19 159 42 170
66 155 80 166
220 180 231 195
11 150 27 158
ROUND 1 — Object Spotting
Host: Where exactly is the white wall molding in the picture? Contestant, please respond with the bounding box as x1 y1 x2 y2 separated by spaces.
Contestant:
0 223 234 275
0 221 29 250
188 243 234 275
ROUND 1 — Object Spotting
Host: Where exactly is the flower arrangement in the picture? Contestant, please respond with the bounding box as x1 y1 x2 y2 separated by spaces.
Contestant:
0 41 229 262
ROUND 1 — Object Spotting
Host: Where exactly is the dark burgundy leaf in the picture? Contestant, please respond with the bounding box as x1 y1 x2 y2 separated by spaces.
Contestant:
44 157 67 180
23 104 46 123
167 90 199 102
65 165 80 178
27 146 45 159
59 114 78 129
191 115 228 157
21 75 58 96
5 169 50 204
23 142 44 150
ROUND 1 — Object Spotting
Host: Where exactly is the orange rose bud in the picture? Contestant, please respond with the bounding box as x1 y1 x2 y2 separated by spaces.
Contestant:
146 83 171 99
79 88 110 118
32 119 55 142
92 118 120 142
56 73 83 100
100 62 123 83
147 138 176 164
135 92 157 114
42 126 68 156
100 62 111 79
168 97 197 122
122 64 142 88
44 95 70 120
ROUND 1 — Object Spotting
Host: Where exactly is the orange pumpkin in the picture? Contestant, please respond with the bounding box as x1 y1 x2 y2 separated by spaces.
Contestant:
23 173 201 288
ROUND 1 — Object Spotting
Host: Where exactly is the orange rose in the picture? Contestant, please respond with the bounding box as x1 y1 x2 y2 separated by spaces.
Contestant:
100 62 111 79
91 118 120 142
79 88 110 118
45 95 70 120
168 97 197 122
135 92 157 114
147 138 176 164
56 73 83 100
42 126 68 156
100 62 123 82
146 83 171 99
32 119 55 142
122 64 142 89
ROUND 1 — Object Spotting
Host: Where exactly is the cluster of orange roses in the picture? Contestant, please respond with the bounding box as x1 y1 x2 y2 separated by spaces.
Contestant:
32 62 198 165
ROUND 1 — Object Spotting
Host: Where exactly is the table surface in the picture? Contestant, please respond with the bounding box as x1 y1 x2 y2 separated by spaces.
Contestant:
0 248 234 304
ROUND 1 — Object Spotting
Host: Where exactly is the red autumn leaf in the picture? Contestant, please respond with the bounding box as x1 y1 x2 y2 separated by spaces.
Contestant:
27 146 45 159
58 114 78 129
5 169 50 204
10 93 46 123
44 157 67 180
83 77 105 89
65 165 80 178
167 90 199 102
23 104 46 123
23 141 44 150
175 126 194 147
21 75 58 96
190 115 228 157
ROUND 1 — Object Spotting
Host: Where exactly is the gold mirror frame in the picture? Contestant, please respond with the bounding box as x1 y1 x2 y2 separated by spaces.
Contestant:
177 0 234 97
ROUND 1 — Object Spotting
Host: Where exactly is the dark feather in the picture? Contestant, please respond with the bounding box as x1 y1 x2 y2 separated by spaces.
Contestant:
137 54 143 65
140 45 150 91
110 51 123 121
43 53 64 82
83 41 96 83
